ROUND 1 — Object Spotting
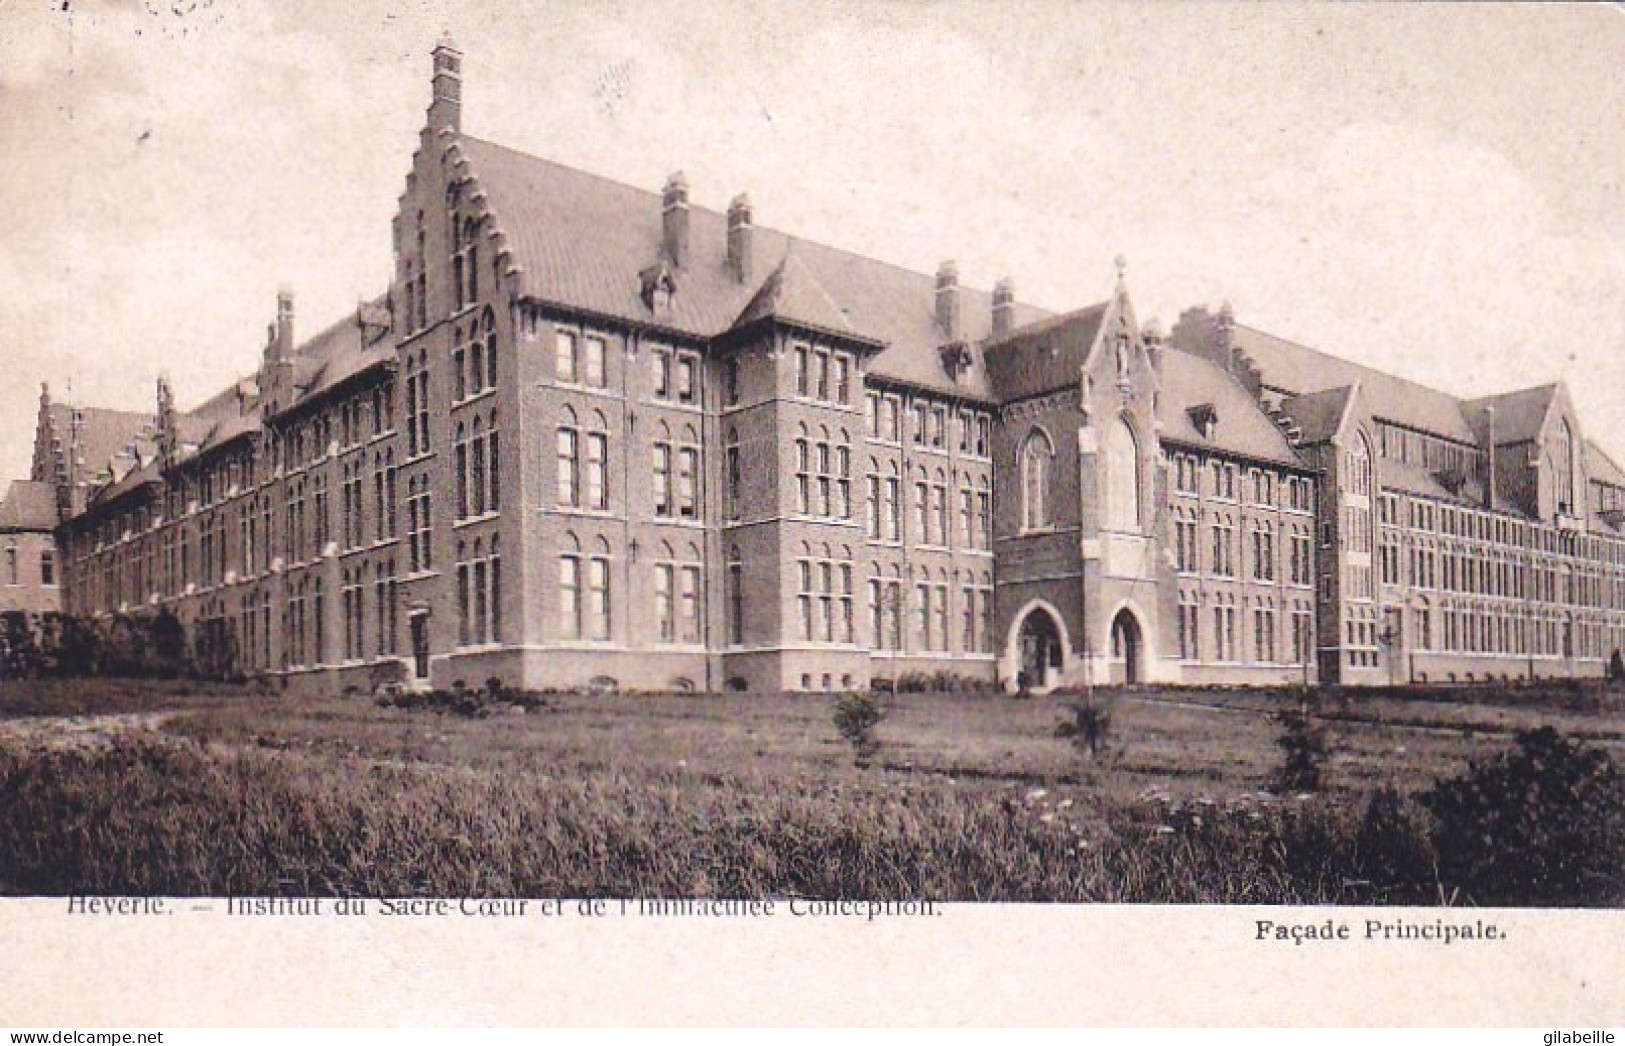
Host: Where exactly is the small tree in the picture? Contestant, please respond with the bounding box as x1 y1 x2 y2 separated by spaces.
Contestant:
1607 649 1624 686
833 691 884 767
1273 704 1329 793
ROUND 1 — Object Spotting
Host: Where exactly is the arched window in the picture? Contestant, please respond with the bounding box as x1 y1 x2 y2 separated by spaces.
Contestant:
1021 429 1054 532
1106 416 1141 532
1556 418 1576 516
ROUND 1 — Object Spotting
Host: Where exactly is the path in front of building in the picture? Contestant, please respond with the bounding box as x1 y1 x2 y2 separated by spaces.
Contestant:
0 711 177 754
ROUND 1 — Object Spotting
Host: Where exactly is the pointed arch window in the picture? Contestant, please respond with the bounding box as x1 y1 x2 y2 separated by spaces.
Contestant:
1105 416 1142 533
1020 429 1054 532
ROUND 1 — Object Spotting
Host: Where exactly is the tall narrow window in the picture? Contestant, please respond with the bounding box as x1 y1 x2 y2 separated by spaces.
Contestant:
586 430 609 511
1105 416 1141 532
1021 430 1053 531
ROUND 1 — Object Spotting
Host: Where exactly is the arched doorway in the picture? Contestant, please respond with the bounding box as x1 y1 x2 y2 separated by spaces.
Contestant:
1110 608 1144 685
1017 607 1064 691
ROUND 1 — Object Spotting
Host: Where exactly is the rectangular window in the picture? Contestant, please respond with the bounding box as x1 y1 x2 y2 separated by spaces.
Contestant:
588 556 611 640
655 564 675 642
795 347 809 396
653 443 672 517
677 447 699 518
557 429 579 507
677 355 697 404
586 433 608 511
556 331 578 384
585 337 607 388
680 565 701 645
653 350 671 398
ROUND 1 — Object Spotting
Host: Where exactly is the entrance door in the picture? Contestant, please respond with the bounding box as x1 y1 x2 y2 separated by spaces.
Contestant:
1017 609 1062 690
410 613 430 679
1110 609 1143 685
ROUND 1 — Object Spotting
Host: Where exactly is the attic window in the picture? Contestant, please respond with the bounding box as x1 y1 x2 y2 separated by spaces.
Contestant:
639 263 677 312
939 341 973 383
1188 403 1219 440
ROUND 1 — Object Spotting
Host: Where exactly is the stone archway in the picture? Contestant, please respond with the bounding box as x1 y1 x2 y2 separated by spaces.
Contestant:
1109 607 1144 685
1015 606 1065 692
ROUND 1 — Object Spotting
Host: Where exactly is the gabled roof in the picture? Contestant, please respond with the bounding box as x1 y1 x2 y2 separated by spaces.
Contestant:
982 303 1108 402
0 480 58 531
1279 385 1357 446
454 135 1050 400
1171 308 1479 444
733 252 870 342
1587 439 1625 489
1464 384 1559 445
37 404 154 483
1157 350 1307 470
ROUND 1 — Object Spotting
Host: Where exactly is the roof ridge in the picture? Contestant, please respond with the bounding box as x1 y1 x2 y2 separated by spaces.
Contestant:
458 133 1049 313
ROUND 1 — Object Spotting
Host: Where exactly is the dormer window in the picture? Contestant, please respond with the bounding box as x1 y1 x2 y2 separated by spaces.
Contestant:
939 341 973 383
639 263 677 312
1188 403 1219 440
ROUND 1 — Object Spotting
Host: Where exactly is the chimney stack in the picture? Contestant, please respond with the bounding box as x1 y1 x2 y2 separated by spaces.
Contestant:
935 260 960 339
275 286 295 360
429 36 463 133
1484 404 1497 510
662 171 690 267
726 194 753 283
991 277 1015 338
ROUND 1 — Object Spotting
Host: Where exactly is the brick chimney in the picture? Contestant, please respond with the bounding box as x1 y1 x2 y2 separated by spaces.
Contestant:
935 260 960 339
726 194 752 283
662 171 690 267
991 277 1015 338
429 36 462 133
275 286 295 359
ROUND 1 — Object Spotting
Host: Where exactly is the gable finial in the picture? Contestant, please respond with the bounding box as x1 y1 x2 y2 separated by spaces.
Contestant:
1114 254 1128 293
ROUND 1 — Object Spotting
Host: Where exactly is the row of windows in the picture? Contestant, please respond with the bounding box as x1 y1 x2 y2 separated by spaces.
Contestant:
3 545 54 587
863 393 992 457
1174 596 1315 665
1170 453 1314 511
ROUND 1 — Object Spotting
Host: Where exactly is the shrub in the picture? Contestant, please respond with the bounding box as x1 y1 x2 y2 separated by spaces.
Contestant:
1608 649 1624 686
1273 704 1330 793
1421 727 1623 906
832 691 884 766
1352 786 1437 903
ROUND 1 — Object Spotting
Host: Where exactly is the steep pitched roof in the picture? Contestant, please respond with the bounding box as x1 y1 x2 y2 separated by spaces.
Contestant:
1587 439 1625 489
1171 308 1479 444
982 304 1108 402
1279 385 1357 445
1464 384 1558 445
0 480 58 531
1231 324 1478 443
1157 350 1307 469
454 135 1050 400
733 252 870 342
39 404 154 483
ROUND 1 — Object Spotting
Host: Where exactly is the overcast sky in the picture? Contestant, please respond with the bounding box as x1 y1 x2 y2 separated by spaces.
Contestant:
1 1 1620 481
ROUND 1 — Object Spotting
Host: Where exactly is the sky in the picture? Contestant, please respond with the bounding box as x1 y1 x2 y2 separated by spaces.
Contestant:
0 1 1621 482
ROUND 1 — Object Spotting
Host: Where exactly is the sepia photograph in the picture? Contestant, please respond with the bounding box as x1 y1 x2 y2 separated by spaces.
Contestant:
1 0 1621 1028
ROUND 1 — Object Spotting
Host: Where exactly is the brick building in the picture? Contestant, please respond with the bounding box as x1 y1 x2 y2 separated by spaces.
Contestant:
44 41 1625 691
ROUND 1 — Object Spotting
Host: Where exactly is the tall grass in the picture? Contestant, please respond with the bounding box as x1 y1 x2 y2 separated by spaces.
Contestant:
9 736 1608 904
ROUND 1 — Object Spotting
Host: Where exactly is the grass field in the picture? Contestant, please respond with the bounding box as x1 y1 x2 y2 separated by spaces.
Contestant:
0 677 1620 904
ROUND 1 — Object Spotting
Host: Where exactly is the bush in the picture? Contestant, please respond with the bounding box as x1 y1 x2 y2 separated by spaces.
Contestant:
1421 727 1623 906
832 692 884 766
1273 705 1330 793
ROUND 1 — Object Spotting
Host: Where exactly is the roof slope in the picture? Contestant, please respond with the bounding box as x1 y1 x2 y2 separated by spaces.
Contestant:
1157 350 1307 469
456 135 1050 399
0 480 58 531
1279 385 1356 445
39 404 154 482
982 304 1109 402
1464 384 1558 445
